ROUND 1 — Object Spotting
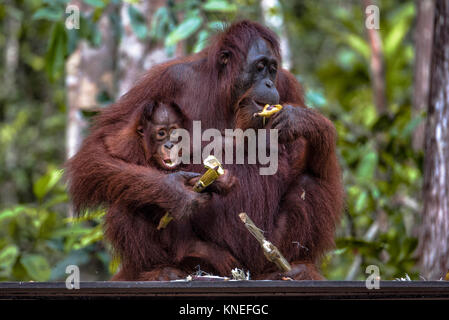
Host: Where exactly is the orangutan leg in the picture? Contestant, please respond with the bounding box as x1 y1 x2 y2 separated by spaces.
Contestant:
137 267 188 281
254 261 324 280
110 268 136 281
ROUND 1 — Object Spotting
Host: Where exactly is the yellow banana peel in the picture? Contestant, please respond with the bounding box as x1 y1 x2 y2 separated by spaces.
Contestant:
157 212 173 230
254 104 283 125
157 156 224 230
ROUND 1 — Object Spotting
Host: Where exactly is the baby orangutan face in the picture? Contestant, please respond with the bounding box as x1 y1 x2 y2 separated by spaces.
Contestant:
138 103 183 171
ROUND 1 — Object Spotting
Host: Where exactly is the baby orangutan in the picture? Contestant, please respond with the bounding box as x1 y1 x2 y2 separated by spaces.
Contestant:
137 100 184 171
103 101 239 280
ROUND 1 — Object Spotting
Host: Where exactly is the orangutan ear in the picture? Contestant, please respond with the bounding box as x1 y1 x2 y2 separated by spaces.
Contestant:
219 50 230 65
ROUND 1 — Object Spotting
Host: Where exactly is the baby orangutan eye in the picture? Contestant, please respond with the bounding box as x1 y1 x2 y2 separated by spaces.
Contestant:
158 129 166 138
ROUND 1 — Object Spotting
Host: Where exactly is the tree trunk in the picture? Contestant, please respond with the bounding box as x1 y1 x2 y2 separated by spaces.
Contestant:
412 0 435 151
1 0 21 206
3 0 20 98
65 1 117 160
65 1 117 218
261 0 291 69
363 0 387 115
117 0 185 99
419 0 449 280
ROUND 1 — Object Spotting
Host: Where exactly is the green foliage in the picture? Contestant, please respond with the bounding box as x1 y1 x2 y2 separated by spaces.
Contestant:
282 0 421 280
165 16 203 47
32 7 64 21
147 0 260 55
128 4 148 39
23 0 111 81
203 1 237 13
83 0 107 9
0 0 424 281
0 167 109 281
33 169 63 203
46 23 68 85
0 1 111 281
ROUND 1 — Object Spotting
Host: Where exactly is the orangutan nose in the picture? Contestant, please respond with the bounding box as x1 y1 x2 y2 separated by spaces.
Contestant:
265 80 274 88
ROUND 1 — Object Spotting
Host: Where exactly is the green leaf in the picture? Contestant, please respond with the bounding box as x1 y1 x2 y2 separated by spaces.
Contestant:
203 0 237 13
109 255 120 275
83 0 106 8
128 5 148 40
336 238 384 254
337 49 357 70
193 30 209 53
384 21 409 57
150 7 171 40
306 90 327 108
32 7 62 21
332 248 347 255
33 169 63 202
400 116 422 139
0 245 19 269
384 3 415 57
165 17 203 47
354 191 368 213
343 34 369 60
50 225 93 239
42 193 69 209
0 206 26 223
44 0 71 4
356 151 378 182
73 225 103 250
78 15 102 47
21 254 51 281
208 21 226 31
45 22 68 81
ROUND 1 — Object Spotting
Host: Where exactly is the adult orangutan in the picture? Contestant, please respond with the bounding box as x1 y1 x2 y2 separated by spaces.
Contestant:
65 20 343 280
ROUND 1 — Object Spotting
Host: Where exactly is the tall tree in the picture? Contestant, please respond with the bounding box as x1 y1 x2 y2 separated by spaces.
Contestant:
261 0 291 69
117 0 171 98
419 0 449 280
364 0 386 114
412 0 435 151
66 1 117 160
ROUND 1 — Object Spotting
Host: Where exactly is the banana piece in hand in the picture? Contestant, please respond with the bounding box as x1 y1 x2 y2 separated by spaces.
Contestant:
254 104 283 125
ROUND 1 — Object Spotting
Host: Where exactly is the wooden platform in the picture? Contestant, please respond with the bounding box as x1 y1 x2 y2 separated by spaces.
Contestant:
1 281 449 300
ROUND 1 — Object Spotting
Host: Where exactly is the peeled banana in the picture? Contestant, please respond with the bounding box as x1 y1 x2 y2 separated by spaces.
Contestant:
254 104 283 125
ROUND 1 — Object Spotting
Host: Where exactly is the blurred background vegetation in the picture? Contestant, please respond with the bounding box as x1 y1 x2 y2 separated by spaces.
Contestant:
0 0 441 281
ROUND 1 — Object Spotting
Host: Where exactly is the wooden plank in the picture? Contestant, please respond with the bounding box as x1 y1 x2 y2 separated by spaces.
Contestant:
1 281 448 299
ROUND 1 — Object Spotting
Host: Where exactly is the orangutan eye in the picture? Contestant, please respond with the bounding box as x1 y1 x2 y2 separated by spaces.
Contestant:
270 64 277 73
256 61 265 72
157 130 166 138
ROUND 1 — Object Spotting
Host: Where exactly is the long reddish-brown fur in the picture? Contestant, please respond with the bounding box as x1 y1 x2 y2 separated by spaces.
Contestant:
65 20 343 280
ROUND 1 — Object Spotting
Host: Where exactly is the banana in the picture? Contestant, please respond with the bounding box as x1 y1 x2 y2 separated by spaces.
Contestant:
254 104 283 125
157 156 224 230
157 212 173 230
